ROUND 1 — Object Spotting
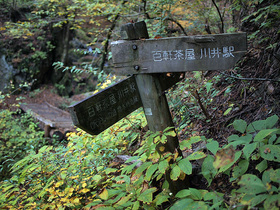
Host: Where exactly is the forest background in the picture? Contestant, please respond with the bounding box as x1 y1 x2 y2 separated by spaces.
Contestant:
0 0 280 209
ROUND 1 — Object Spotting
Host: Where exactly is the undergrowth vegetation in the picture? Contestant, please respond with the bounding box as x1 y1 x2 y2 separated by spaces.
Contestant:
1 84 279 209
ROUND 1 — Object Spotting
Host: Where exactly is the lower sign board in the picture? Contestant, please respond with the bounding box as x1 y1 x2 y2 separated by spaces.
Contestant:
111 33 247 75
69 73 183 135
69 76 142 135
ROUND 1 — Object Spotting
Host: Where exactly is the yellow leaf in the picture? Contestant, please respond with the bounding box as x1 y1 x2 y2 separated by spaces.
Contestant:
79 188 90 194
82 182 87 188
99 188 109 200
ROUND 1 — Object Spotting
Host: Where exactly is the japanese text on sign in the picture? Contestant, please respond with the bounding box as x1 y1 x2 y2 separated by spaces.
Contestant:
152 46 234 62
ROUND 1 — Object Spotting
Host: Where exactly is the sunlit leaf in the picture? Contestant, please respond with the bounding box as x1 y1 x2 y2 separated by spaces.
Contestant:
99 188 109 200
178 158 192 175
170 165 181 181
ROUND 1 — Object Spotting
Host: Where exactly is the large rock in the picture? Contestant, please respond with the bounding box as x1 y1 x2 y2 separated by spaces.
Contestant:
0 53 14 92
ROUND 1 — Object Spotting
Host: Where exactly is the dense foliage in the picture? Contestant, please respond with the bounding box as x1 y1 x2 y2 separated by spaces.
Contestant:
0 0 280 209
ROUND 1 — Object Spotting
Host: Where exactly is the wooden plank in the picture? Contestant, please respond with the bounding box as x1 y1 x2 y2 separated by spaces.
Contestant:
20 102 73 128
69 76 142 135
111 33 247 75
69 74 182 135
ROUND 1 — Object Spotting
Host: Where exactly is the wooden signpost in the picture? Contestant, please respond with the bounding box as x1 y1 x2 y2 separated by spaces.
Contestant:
69 21 247 193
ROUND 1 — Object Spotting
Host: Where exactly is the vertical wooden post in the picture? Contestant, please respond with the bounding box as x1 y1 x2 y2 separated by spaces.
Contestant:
120 21 189 194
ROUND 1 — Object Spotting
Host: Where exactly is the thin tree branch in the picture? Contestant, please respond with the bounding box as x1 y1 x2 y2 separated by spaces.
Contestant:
221 73 280 83
165 17 188 36
212 0 224 33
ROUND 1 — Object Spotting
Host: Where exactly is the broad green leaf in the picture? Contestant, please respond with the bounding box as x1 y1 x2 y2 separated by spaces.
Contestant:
254 129 279 142
242 142 257 160
145 164 158 181
264 194 279 209
132 201 140 210
188 201 208 209
233 119 247 133
250 194 269 208
248 120 266 132
114 194 133 208
154 193 169 206
170 198 194 210
256 160 267 173
189 188 202 200
260 144 280 162
232 159 249 179
178 158 192 175
270 169 280 183
187 151 206 161
206 141 219 155
170 165 181 181
262 169 273 184
135 162 152 175
158 159 169 173
265 115 279 128
237 174 267 194
180 140 191 150
138 187 157 203
201 155 217 186
190 136 202 144
175 189 191 198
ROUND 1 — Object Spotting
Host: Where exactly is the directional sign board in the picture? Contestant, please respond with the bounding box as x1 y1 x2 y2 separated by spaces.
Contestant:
69 74 182 135
69 76 142 135
111 33 247 75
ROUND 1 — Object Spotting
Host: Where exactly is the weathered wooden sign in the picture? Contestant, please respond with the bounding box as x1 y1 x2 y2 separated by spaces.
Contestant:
69 73 182 135
69 76 142 135
111 33 247 75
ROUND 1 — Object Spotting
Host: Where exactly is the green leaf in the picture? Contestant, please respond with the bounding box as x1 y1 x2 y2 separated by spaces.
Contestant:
188 201 208 209
242 142 258 160
256 160 267 173
132 201 140 210
201 156 217 186
154 193 169 206
250 194 269 208
247 120 266 132
206 141 219 155
175 189 191 198
60 170 67 179
170 165 181 181
145 164 158 181
232 159 249 179
270 169 280 184
178 158 192 175
237 174 267 194
170 198 194 210
233 119 247 133
189 188 202 200
265 115 279 129
260 144 280 162
138 187 157 203
135 162 152 175
187 151 206 161
264 194 279 209
158 159 169 173
254 129 279 142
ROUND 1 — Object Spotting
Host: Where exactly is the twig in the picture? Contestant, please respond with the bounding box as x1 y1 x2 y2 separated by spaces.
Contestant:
221 73 280 83
212 0 224 33
192 90 211 120
165 17 188 36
